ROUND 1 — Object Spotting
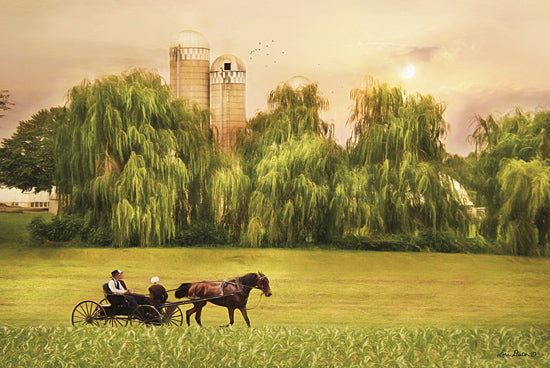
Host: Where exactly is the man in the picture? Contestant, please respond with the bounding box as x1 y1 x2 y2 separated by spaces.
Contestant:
108 270 149 309
148 276 168 307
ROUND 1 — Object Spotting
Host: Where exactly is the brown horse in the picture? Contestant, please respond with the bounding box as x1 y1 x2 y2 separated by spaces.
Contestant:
174 272 272 327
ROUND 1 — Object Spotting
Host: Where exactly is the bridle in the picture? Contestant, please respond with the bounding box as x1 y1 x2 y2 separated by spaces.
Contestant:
229 273 270 296
255 274 270 295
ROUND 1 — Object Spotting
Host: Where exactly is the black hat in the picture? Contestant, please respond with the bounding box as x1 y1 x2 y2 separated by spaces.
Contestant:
111 270 122 277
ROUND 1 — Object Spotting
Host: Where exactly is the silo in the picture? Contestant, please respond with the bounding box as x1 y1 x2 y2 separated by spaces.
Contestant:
210 54 246 152
169 30 210 107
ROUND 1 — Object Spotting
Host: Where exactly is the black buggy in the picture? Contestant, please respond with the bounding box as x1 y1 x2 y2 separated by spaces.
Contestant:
71 282 183 327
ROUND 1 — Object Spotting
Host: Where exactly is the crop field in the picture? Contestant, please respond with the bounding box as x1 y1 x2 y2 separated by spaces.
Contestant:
1 213 549 366
2 326 548 367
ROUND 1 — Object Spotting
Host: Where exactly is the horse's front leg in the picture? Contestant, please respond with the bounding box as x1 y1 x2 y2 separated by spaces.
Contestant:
194 302 206 327
238 307 251 328
221 307 235 327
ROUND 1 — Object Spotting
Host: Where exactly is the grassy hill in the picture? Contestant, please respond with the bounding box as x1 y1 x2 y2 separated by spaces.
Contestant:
1 212 549 328
0 211 50 245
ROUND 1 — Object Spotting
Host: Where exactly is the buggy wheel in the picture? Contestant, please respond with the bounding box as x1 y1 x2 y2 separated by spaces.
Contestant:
131 305 161 326
71 301 106 326
106 315 129 327
160 305 183 326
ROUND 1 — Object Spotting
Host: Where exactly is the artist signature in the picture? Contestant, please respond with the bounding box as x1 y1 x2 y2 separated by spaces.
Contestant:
497 350 536 358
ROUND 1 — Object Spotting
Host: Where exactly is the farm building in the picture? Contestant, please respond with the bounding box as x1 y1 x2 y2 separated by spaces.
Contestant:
0 186 57 214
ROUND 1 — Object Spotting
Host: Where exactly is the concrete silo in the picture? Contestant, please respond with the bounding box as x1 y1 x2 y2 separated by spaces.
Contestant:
169 30 210 108
210 54 246 152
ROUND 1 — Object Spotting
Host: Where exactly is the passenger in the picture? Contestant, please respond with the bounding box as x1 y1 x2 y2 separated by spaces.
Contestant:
148 276 168 308
108 270 150 310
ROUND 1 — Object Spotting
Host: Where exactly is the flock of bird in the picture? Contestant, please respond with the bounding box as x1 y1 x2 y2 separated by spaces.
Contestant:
247 39 340 95
248 39 287 67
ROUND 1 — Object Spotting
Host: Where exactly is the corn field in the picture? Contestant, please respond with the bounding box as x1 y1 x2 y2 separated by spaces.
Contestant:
1 326 547 367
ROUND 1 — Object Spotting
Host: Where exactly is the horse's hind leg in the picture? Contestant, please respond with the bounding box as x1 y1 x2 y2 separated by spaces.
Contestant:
185 306 195 326
238 307 251 328
186 302 206 327
194 302 206 327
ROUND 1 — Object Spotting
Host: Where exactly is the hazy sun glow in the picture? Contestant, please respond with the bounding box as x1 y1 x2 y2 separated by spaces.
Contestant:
399 63 415 79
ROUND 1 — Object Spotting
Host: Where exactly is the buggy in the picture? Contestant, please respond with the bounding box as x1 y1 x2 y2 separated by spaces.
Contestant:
71 282 183 326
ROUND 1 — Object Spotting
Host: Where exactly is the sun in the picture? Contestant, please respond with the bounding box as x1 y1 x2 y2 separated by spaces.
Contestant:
399 63 416 79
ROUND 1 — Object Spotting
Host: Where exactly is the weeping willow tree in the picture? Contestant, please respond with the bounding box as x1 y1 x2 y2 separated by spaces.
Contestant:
498 159 550 255
243 134 355 247
235 82 333 177
170 99 221 224
208 80 340 245
56 69 215 247
209 158 251 234
347 78 470 235
470 109 550 255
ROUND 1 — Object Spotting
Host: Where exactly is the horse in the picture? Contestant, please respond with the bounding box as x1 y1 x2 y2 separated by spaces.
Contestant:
174 272 272 327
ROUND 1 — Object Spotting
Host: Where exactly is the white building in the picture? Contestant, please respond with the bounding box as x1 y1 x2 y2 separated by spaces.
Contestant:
0 186 57 214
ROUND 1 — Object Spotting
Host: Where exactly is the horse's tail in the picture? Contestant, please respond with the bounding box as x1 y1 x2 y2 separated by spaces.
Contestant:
175 283 192 298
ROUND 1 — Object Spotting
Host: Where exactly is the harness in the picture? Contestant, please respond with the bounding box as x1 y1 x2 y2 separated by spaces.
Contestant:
220 279 243 296
220 279 229 296
167 274 269 296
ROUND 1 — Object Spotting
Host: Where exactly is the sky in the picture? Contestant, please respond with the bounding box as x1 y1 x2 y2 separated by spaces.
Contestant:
1 0 549 156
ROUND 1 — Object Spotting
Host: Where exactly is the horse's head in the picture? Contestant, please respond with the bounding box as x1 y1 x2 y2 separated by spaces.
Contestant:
257 272 272 297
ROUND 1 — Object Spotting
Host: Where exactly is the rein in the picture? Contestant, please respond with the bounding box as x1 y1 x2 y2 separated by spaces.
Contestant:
241 292 264 310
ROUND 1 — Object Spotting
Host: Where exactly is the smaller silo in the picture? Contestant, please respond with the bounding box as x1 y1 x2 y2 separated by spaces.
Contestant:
210 54 247 152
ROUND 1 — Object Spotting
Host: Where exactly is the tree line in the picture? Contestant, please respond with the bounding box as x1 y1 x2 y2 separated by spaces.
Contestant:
1 69 548 256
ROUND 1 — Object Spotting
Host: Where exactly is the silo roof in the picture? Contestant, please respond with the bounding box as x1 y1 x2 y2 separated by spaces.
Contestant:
173 30 210 49
211 54 246 72
286 75 312 89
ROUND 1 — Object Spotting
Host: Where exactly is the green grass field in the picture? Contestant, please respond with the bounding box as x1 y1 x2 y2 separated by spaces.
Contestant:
0 211 50 245
1 212 549 366
0 211 547 328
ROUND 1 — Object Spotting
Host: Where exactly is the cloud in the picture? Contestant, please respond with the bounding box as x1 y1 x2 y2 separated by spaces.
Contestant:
403 46 441 63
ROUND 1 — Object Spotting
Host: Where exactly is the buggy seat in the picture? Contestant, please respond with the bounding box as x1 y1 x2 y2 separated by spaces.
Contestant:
102 281 130 311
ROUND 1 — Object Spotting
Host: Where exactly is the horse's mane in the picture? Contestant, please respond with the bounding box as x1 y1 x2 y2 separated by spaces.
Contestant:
237 273 258 287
